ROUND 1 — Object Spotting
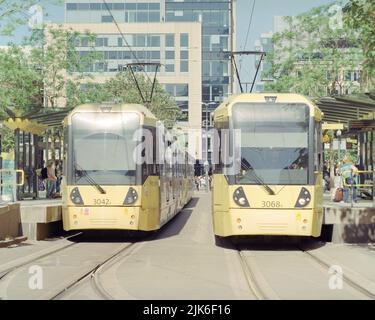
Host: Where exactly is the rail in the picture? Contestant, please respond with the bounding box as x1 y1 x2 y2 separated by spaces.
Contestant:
341 170 374 188
340 169 374 206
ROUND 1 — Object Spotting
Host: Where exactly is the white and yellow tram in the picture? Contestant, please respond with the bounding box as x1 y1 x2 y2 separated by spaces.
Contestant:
212 93 324 237
62 103 194 232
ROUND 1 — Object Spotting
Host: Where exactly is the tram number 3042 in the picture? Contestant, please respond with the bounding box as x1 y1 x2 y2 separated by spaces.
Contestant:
94 198 111 205
261 201 281 208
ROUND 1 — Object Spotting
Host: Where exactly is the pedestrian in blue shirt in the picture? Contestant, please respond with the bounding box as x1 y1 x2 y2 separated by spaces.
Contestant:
339 155 358 203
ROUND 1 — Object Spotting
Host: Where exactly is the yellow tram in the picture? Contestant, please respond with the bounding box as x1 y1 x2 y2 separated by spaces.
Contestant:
62 103 194 232
212 93 324 237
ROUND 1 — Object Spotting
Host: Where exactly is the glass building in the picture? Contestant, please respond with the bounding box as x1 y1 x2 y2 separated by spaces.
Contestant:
164 0 233 119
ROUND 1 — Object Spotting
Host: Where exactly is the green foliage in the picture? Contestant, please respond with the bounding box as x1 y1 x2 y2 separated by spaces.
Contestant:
27 26 102 108
324 147 358 165
0 45 42 116
344 0 375 90
264 1 364 99
0 125 14 152
66 70 182 128
0 0 63 36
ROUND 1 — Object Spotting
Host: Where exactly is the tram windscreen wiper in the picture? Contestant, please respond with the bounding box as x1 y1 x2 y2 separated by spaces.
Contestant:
241 158 275 195
74 162 106 194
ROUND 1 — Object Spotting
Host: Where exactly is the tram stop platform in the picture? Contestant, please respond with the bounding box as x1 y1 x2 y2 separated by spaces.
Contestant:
322 193 375 244
0 203 27 247
18 199 62 241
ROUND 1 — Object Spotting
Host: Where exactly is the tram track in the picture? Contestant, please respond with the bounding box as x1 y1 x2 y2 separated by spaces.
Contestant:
52 242 139 300
236 249 268 300
0 232 145 300
299 245 375 300
0 233 82 282
236 239 375 300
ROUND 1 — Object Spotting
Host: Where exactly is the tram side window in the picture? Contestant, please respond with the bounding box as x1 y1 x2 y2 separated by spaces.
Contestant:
314 121 323 173
63 126 69 178
213 129 223 174
184 152 189 178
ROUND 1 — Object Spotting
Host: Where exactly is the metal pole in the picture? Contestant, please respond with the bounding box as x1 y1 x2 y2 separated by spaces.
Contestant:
350 170 354 208
206 103 209 192
338 136 341 164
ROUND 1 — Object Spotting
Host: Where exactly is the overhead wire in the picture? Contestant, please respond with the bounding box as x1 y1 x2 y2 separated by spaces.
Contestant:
239 0 256 83
101 0 153 84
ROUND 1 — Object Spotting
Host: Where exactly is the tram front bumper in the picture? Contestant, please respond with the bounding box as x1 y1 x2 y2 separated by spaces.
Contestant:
63 206 155 231
213 208 321 237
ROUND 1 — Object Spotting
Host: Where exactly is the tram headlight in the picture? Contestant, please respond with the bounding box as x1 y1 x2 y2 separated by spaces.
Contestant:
295 187 311 208
233 187 250 207
124 187 138 205
70 187 84 205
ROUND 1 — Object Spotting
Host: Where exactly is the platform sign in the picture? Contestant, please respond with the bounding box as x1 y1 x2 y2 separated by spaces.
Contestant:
332 139 346 150
322 123 344 130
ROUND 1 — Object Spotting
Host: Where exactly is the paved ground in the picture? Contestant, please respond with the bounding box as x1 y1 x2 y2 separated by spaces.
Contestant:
323 192 373 208
0 192 374 300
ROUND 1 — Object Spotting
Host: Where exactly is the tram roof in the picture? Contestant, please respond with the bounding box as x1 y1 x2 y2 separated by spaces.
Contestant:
70 103 156 119
215 93 315 111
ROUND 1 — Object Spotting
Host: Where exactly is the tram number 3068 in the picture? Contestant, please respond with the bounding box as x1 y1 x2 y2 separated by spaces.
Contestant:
261 201 281 208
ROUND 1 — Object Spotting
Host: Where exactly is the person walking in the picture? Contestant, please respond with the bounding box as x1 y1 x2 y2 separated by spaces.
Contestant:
339 155 358 203
55 160 63 195
46 160 57 199
195 176 200 191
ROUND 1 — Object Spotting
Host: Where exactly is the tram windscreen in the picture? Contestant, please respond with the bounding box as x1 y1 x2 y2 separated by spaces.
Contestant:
232 103 310 185
71 112 139 185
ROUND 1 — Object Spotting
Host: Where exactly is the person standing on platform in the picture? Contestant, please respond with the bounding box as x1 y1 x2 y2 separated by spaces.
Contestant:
55 160 63 196
339 155 358 203
46 160 57 199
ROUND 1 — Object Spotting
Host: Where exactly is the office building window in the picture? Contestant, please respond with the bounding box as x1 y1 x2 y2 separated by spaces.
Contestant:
166 34 174 47
180 34 189 47
165 64 175 72
113 3 125 10
180 61 188 72
137 3 148 10
102 16 114 23
90 3 101 10
77 3 90 10
149 36 160 47
180 50 189 59
165 84 174 95
165 51 175 59
66 3 77 10
149 12 160 22
135 35 146 47
137 11 148 22
149 3 160 10
176 84 188 97
150 51 160 59
125 3 136 10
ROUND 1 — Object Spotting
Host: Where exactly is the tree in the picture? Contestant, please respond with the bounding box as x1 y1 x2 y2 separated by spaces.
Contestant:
264 2 364 99
344 0 375 90
0 45 42 117
0 0 62 36
67 70 182 128
28 25 102 108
